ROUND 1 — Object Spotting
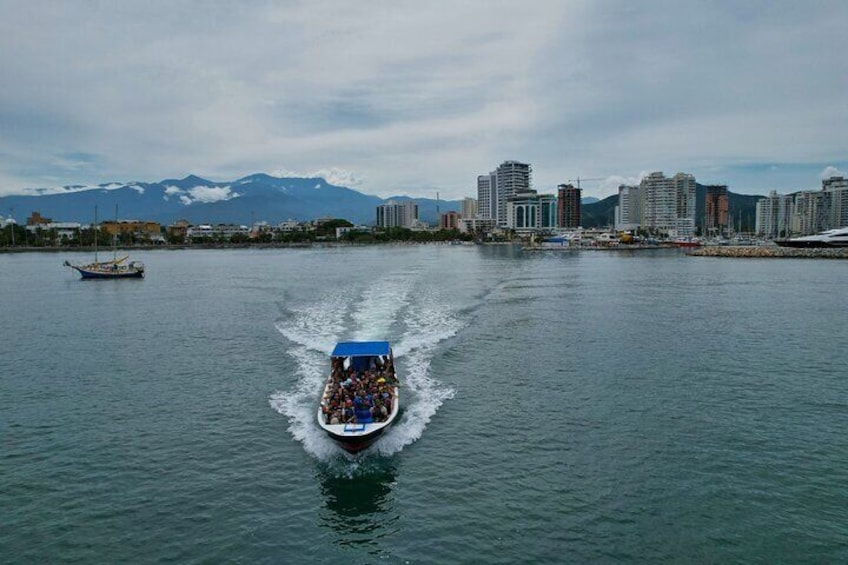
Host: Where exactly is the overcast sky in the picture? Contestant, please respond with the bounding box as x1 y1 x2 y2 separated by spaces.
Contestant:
1 0 846 200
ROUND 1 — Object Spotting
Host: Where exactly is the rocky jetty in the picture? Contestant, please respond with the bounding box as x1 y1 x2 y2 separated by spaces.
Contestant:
689 246 848 259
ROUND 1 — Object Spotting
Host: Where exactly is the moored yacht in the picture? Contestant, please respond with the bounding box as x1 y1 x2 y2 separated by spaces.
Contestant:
775 227 848 248
317 341 400 453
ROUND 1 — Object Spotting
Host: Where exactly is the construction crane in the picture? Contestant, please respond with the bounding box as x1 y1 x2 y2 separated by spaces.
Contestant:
566 177 605 190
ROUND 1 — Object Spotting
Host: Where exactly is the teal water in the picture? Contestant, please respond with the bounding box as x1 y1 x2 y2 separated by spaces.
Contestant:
2 246 847 563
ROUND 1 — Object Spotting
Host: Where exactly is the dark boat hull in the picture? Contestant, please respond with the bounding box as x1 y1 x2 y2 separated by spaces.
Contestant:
774 240 847 248
75 268 145 279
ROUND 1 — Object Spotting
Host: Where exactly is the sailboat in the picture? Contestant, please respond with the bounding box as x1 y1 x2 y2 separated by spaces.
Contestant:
64 206 145 279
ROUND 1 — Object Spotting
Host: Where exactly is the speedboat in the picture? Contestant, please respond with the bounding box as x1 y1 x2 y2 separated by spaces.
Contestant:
317 341 400 453
775 227 848 248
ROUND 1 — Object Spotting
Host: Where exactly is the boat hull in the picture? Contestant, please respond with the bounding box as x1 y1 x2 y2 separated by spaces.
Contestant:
65 259 145 279
74 267 145 279
322 422 393 453
774 240 848 248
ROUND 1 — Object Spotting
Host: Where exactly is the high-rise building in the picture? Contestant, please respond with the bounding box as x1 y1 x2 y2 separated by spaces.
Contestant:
376 199 418 228
705 185 729 235
823 176 848 228
615 184 641 231
641 172 675 234
476 161 532 227
477 174 496 220
461 197 478 219
673 173 697 236
556 184 581 228
790 191 828 235
495 161 531 227
639 172 696 236
755 191 792 238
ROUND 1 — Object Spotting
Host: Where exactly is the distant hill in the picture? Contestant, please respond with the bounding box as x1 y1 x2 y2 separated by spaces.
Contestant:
581 184 763 231
0 174 461 226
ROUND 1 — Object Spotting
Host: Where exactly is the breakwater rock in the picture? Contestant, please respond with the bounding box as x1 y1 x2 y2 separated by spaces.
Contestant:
689 246 848 259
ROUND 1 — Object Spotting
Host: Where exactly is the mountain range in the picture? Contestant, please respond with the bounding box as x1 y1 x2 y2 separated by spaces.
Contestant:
0 173 761 230
0 174 460 226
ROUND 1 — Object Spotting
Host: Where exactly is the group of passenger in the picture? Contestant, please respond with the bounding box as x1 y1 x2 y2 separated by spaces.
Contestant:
321 354 398 425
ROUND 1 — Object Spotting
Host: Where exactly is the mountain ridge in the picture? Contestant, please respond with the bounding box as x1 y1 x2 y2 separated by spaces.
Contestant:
0 174 460 226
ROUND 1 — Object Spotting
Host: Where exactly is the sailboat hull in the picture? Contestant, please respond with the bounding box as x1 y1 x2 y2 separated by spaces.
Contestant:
74 267 144 279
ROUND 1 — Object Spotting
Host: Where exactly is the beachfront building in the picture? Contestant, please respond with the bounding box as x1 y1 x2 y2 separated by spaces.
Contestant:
461 197 478 219
477 161 532 228
100 219 162 240
505 189 557 234
557 184 581 229
705 185 729 235
440 211 460 230
186 224 250 240
457 217 496 235
614 184 641 232
640 172 696 237
789 191 826 236
376 199 418 229
477 174 496 221
23 211 82 241
823 176 848 228
755 191 793 239
25 221 82 241
495 161 532 228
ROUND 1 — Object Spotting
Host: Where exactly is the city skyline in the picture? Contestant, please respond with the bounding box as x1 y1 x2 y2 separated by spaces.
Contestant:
1 1 846 200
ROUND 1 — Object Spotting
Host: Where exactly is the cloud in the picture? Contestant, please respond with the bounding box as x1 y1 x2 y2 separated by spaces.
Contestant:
0 1 846 199
821 166 846 179
272 167 365 188
164 183 239 204
186 185 238 204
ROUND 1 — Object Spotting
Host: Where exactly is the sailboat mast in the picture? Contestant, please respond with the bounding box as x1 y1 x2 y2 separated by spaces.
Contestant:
94 205 98 263
113 204 119 262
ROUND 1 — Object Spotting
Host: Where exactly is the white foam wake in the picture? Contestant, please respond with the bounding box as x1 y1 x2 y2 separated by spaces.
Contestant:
350 272 413 342
371 289 463 453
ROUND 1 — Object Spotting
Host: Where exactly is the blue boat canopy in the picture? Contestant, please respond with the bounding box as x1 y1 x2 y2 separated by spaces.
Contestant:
331 341 391 358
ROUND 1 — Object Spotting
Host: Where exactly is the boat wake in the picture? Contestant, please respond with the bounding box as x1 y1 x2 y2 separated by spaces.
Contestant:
269 279 461 461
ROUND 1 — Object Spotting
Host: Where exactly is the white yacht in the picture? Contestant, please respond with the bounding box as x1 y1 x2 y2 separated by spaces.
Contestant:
775 227 848 248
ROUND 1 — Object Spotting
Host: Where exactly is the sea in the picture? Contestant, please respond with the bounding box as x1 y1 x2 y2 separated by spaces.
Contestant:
1 245 847 564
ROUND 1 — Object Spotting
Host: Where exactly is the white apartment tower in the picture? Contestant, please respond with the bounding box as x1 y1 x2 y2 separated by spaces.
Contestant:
755 191 793 238
674 173 697 236
495 161 531 227
614 184 641 231
477 174 497 220
376 199 419 228
461 197 478 219
823 176 848 228
639 172 696 236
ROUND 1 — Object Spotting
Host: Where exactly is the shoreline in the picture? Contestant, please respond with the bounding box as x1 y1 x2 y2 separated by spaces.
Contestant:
5 242 848 259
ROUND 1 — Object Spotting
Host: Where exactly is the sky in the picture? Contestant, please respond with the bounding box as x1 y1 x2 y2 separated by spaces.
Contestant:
1 0 846 201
